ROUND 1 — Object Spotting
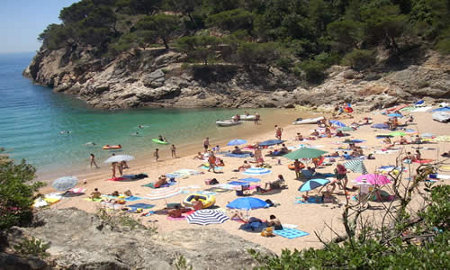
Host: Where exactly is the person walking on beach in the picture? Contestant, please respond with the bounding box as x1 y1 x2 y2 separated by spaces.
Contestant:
154 148 160 162
90 153 99 169
275 125 283 140
203 137 210 152
171 144 177 158
208 151 217 173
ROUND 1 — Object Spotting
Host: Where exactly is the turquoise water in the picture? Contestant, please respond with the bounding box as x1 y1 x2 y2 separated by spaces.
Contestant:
0 53 300 176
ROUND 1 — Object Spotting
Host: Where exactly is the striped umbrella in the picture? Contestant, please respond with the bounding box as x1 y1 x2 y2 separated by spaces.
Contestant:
146 186 182 200
355 174 391 186
242 167 271 175
298 179 330 192
344 160 368 174
52 176 78 191
186 209 229 225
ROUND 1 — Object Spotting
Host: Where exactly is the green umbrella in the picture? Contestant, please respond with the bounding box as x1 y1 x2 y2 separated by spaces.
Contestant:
344 160 368 174
284 147 328 160
337 126 354 132
389 131 406 137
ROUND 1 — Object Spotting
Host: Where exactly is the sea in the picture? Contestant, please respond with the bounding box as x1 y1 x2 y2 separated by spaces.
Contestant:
0 52 307 179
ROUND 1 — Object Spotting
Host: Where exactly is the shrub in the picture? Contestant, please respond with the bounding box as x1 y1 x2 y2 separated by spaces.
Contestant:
299 60 326 84
13 237 50 258
0 150 43 230
342 49 376 71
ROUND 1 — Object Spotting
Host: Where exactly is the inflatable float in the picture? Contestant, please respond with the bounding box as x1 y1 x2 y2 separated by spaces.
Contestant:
103 145 122 150
216 120 242 127
292 116 324 125
239 115 257 120
288 163 305 170
152 139 169 145
183 193 216 209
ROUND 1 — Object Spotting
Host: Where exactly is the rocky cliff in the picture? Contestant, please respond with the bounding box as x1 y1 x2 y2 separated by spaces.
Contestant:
24 47 450 110
3 208 271 269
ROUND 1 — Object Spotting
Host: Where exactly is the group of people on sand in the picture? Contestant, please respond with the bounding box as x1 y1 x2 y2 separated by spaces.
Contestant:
111 153 129 178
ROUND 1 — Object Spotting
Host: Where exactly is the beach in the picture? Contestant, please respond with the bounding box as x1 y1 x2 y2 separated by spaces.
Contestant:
39 107 450 254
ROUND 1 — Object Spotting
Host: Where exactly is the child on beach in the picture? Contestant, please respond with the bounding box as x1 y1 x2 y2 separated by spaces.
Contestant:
90 188 102 199
171 144 176 158
154 148 159 162
275 125 283 140
203 137 210 152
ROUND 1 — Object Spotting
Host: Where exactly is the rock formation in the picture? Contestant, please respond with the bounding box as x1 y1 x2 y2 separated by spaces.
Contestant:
5 208 271 269
24 47 450 110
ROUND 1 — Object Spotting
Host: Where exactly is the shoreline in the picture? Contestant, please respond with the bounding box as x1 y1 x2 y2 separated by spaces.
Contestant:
38 107 450 254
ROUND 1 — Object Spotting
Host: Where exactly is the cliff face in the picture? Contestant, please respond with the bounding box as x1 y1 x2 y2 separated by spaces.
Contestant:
24 47 450 110
5 208 271 269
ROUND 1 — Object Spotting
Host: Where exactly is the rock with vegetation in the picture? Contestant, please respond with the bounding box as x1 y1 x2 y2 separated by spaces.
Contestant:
24 0 450 109
6 208 271 269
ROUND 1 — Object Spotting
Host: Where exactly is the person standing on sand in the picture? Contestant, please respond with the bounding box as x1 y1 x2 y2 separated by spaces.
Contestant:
254 112 260 125
171 144 177 158
208 151 216 173
90 153 99 169
154 148 159 162
203 137 210 152
275 125 283 140
294 159 303 179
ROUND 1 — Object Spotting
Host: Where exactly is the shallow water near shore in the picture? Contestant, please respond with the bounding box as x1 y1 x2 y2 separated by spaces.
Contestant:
0 53 311 179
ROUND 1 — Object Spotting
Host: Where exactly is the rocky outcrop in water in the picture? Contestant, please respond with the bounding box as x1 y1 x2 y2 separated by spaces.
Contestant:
5 208 270 269
24 47 450 110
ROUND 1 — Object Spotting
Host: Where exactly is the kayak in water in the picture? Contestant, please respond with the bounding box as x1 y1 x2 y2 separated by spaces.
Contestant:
152 139 169 144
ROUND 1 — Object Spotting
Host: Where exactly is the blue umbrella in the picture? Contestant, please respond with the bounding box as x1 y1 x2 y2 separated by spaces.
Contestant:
343 139 365 144
330 120 346 127
432 107 450 112
258 139 284 146
371 123 389 129
227 197 269 210
239 177 261 182
388 113 403 118
52 176 78 191
298 179 330 192
227 139 247 146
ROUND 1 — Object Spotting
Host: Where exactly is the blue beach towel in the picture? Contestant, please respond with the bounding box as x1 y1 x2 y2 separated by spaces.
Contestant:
273 228 309 239
124 196 142 202
225 153 252 158
128 203 155 209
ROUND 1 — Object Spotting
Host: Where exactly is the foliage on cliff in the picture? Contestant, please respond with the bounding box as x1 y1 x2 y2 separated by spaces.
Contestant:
0 150 42 231
38 0 450 83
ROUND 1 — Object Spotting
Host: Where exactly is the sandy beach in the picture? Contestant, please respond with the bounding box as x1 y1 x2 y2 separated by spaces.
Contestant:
39 107 450 254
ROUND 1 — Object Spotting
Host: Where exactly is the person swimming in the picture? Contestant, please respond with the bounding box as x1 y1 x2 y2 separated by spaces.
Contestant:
60 130 71 134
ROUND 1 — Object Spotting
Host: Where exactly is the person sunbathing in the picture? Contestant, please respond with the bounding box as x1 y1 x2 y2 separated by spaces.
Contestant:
398 136 408 145
335 130 345 137
228 210 247 222
154 175 168 188
266 215 283 230
232 146 244 154
168 205 183 218
280 144 290 154
90 188 102 199
263 175 285 190
414 150 422 161
238 160 251 171
192 196 203 210
110 191 119 197
193 152 204 160
311 129 319 137
296 133 304 141
124 190 133 197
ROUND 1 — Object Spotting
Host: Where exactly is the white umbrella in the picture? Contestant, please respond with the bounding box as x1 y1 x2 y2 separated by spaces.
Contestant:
186 209 229 225
52 176 78 191
104 155 135 163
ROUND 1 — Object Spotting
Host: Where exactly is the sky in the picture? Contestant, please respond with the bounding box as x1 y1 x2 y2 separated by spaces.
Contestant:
0 0 79 53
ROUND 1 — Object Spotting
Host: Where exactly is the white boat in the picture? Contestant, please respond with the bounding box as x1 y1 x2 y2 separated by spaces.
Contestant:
239 114 257 120
432 112 450 123
292 116 324 125
216 120 242 127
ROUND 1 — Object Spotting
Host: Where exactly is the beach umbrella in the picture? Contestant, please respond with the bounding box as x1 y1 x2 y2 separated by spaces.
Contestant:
186 209 229 226
298 178 330 192
432 107 450 112
389 131 406 137
243 168 271 175
52 176 78 191
258 139 284 146
146 186 182 200
104 154 135 163
344 160 368 174
227 139 247 146
239 177 261 182
355 174 391 186
337 126 354 132
371 123 389 129
330 120 346 127
227 197 269 210
388 113 403 118
284 147 328 160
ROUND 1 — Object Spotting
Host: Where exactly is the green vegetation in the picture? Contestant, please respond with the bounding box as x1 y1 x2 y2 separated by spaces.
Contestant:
39 0 450 83
13 237 51 258
250 163 450 269
96 208 158 233
0 150 44 231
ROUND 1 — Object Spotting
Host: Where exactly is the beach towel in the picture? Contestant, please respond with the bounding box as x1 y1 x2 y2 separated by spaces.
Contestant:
224 153 252 158
107 177 126 181
295 196 323 204
143 181 177 188
84 197 103 202
122 173 148 180
413 159 433 164
167 215 187 220
204 187 232 193
128 203 155 209
273 228 309 239
200 165 224 171
124 196 142 202
228 181 250 186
